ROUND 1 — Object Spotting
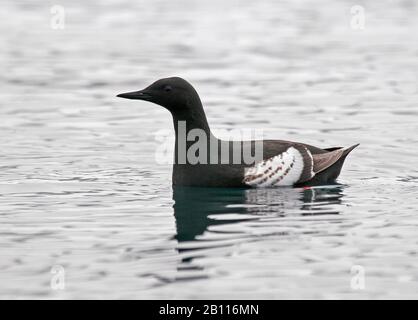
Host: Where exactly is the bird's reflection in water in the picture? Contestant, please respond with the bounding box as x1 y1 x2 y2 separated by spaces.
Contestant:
172 185 345 280
173 185 344 242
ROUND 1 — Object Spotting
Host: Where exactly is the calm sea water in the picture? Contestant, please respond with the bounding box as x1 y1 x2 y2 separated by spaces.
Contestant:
1 0 417 299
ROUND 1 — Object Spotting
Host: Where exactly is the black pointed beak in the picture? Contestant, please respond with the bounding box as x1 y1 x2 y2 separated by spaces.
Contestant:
116 90 151 100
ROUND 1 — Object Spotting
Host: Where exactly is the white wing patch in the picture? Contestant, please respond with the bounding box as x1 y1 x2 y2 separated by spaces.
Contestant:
243 147 305 187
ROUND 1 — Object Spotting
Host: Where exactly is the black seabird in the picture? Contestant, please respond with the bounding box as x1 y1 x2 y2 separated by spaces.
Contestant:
117 77 358 188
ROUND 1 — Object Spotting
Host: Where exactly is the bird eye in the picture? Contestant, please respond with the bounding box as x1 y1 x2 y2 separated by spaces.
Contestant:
164 85 172 92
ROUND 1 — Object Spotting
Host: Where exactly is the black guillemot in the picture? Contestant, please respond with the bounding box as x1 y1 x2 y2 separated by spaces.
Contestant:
117 77 358 187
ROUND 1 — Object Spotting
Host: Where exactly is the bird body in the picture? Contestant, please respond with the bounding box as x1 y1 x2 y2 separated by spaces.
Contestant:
117 77 358 188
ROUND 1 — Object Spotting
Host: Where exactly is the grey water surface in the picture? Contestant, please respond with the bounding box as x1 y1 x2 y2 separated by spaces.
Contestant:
1 0 417 299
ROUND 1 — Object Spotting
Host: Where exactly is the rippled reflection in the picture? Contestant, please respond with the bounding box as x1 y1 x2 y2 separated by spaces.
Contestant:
173 185 344 242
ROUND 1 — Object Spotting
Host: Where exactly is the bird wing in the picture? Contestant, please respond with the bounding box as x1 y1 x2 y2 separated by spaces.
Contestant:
243 146 314 187
243 144 359 187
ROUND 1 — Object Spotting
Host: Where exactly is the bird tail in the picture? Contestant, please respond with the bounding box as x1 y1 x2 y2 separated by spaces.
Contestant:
312 143 359 174
342 143 360 157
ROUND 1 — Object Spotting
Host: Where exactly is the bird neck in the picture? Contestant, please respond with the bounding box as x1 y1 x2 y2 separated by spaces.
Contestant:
171 101 218 165
171 101 213 139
